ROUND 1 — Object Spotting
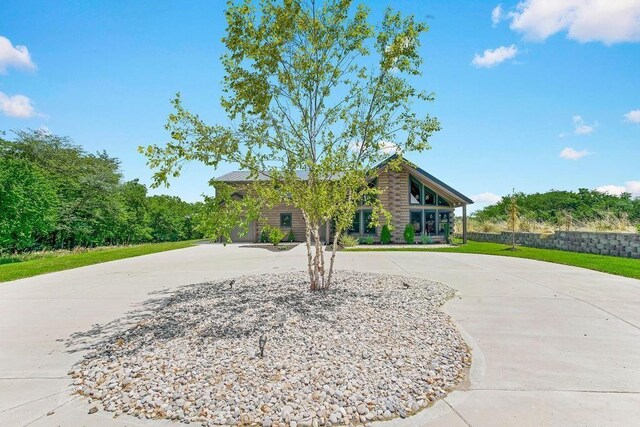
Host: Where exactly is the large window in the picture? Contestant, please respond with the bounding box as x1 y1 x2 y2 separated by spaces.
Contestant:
439 212 451 234
424 187 436 205
362 210 376 234
410 211 422 234
280 213 292 227
410 177 421 204
348 211 361 234
425 210 436 234
409 176 444 206
348 210 376 235
437 195 450 207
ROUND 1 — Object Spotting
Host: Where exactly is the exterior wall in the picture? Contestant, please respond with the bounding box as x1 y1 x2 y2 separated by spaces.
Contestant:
377 166 455 243
224 166 460 244
258 204 306 242
467 231 640 259
379 167 410 242
223 183 304 242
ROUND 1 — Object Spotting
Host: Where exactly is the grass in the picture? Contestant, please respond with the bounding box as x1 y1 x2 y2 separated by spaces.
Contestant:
0 240 199 283
345 240 640 280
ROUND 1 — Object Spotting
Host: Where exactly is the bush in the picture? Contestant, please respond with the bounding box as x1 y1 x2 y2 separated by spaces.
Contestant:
380 224 391 244
287 229 295 242
637 224 640 234
403 224 415 244
420 234 433 244
270 227 286 246
339 234 359 247
443 223 454 244
360 235 374 245
262 225 286 246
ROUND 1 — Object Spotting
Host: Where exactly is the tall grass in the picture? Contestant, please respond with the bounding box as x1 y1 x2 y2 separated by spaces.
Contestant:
461 214 638 234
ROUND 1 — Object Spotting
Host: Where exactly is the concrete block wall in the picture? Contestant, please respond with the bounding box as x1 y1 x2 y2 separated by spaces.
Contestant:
466 231 640 259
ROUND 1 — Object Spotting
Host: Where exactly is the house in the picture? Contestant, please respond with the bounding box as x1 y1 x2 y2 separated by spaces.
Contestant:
216 155 473 244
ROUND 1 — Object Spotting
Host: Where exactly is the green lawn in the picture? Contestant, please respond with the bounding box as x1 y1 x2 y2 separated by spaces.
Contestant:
345 240 640 280
0 240 199 283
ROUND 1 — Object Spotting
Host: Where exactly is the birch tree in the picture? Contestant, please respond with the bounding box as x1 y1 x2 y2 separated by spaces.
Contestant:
142 0 440 290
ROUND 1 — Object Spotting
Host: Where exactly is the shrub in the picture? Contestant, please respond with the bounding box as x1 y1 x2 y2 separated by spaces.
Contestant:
403 224 415 244
420 234 433 244
287 229 295 242
263 225 286 246
443 223 453 244
259 228 268 243
339 234 359 247
362 235 374 245
380 224 391 244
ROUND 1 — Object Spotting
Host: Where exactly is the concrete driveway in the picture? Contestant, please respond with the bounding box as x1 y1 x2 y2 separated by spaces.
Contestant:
1 243 639 426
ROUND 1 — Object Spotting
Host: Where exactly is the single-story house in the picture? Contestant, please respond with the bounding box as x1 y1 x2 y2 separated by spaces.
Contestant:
216 154 473 244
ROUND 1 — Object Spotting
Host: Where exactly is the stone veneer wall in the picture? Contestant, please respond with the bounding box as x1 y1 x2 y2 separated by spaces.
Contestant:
466 231 640 259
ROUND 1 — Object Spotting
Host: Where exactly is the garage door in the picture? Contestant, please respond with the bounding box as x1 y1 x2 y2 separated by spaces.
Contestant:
230 221 256 242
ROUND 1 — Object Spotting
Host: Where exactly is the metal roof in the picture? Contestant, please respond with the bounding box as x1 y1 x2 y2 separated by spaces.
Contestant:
215 170 310 182
216 155 473 205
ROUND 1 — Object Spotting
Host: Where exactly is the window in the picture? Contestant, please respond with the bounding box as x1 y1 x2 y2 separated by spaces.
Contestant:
410 177 421 204
410 177 444 206
280 213 292 228
348 211 361 234
437 195 450 207
410 211 422 234
362 210 376 234
424 210 436 234
424 187 436 205
439 212 450 234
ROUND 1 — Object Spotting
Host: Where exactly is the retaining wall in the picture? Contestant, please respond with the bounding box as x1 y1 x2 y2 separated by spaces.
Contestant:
466 231 640 259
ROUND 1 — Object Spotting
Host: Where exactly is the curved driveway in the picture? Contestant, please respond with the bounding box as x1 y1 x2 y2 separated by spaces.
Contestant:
1 243 639 426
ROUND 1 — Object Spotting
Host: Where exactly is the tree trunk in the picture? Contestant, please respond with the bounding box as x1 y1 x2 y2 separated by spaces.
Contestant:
326 229 340 288
311 225 322 289
303 214 316 290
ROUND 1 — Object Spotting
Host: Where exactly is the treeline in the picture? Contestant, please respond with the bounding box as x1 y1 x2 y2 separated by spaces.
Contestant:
473 189 640 225
0 130 204 253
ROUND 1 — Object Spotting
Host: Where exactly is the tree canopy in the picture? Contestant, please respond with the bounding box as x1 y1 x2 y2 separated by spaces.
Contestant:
142 0 440 290
0 129 203 253
473 189 640 225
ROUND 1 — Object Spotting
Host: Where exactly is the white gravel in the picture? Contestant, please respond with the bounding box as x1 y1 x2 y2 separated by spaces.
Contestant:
70 271 471 426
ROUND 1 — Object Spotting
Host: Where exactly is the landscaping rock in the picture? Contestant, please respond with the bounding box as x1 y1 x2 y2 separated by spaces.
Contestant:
71 271 470 425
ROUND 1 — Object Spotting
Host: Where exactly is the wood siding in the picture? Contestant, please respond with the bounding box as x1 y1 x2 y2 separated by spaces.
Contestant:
377 165 454 243
223 166 456 243
258 204 306 242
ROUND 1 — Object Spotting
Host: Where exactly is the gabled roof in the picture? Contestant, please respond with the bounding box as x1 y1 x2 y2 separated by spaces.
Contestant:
216 170 311 182
216 154 473 205
377 154 474 205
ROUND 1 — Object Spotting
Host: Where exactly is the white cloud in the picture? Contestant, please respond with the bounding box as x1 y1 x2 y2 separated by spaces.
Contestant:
491 5 504 27
624 109 640 124
0 91 36 118
472 45 518 68
349 139 399 155
506 0 640 45
472 192 502 204
559 147 591 160
0 36 36 74
596 181 640 196
572 115 596 135
379 140 399 154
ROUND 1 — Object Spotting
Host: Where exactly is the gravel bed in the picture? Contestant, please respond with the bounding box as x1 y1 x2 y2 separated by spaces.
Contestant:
70 271 470 426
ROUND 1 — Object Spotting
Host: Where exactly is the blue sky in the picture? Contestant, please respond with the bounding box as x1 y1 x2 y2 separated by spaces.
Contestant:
1 0 639 212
